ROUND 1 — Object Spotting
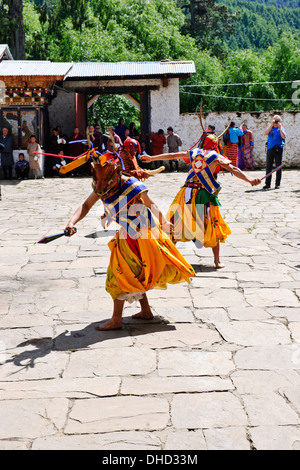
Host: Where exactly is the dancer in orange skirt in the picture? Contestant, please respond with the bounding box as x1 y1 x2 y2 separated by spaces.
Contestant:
141 132 261 269
65 151 195 330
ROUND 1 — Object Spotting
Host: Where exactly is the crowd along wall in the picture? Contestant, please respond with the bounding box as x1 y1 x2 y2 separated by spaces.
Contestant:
150 80 300 168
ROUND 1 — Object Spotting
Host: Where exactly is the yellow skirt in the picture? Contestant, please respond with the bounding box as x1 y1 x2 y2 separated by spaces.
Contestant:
106 225 195 301
168 187 231 248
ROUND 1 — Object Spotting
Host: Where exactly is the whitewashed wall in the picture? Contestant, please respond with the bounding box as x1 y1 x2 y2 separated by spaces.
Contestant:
150 79 300 168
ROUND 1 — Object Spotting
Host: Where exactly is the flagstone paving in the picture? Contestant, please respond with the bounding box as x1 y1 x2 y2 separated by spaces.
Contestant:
0 169 299 450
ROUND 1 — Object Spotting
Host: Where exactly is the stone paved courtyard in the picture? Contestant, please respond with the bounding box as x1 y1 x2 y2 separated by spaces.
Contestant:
0 168 299 450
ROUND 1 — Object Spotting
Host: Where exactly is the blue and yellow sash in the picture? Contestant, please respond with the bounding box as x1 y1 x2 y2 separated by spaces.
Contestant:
103 175 155 238
186 148 220 194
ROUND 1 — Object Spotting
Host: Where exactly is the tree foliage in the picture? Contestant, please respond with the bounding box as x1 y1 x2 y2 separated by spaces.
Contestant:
177 0 239 59
0 0 25 59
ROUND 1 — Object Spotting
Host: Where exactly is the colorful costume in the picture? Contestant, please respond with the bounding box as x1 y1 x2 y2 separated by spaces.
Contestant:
92 154 195 302
223 127 244 167
168 147 231 249
241 129 255 170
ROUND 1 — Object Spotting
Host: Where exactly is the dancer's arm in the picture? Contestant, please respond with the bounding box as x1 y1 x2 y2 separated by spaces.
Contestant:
141 150 189 163
218 160 261 186
65 191 100 235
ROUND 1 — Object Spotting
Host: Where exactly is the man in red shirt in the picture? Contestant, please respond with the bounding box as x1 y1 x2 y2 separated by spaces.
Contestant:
150 129 166 168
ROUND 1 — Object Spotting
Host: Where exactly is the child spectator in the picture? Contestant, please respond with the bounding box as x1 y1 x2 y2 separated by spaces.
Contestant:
15 153 29 180
27 135 43 179
52 151 67 176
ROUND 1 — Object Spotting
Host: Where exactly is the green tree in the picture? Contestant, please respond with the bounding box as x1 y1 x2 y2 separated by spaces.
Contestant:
177 0 239 59
0 0 25 59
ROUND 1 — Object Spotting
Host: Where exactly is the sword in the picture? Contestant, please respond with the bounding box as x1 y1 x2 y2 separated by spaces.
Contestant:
261 163 284 181
38 228 77 244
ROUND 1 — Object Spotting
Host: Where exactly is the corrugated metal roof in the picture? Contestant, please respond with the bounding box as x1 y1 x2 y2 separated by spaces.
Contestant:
65 61 196 79
0 61 73 77
0 44 13 61
0 59 195 80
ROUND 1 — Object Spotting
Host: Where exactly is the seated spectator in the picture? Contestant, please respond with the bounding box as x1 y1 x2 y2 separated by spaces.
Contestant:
52 151 67 177
15 153 29 180
137 140 151 169
129 122 140 141
104 127 123 153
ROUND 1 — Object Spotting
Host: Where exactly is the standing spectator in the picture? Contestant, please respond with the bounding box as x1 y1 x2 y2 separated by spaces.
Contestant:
68 127 85 157
238 133 245 170
94 124 105 150
115 118 128 143
264 115 286 190
150 129 166 168
167 127 182 172
89 125 104 151
0 128 14 180
241 124 255 170
27 135 43 179
50 128 59 154
223 122 244 167
56 125 68 153
15 153 29 180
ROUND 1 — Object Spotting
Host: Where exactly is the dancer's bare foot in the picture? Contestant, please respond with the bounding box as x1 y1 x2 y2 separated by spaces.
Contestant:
215 260 225 269
132 293 154 319
95 319 123 331
132 309 154 320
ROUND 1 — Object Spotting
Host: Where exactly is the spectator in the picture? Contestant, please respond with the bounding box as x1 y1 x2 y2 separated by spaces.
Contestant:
140 140 147 156
104 127 123 153
69 127 85 157
238 132 245 170
223 122 244 167
56 125 68 153
94 124 105 149
264 115 286 190
15 153 29 180
27 135 43 179
167 127 182 172
241 124 255 170
49 128 59 153
52 150 67 177
0 128 14 180
150 129 166 168
129 122 140 141
115 118 128 143
89 125 104 151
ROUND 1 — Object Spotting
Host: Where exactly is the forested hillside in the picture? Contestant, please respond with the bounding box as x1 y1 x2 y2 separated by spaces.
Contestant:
217 0 300 50
245 0 300 8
